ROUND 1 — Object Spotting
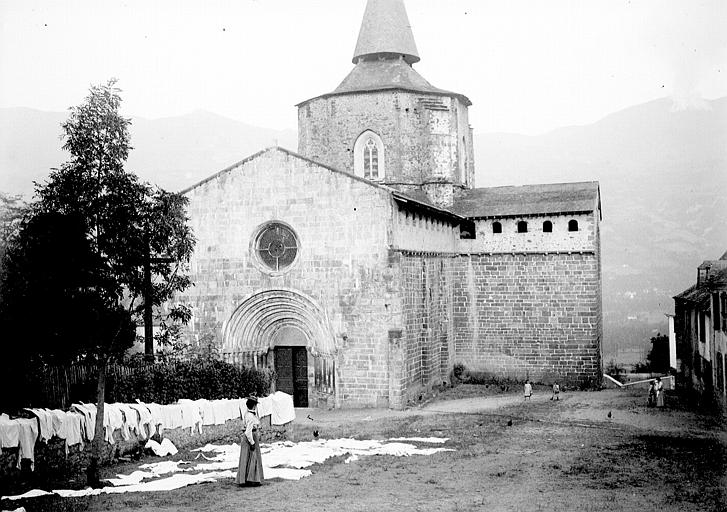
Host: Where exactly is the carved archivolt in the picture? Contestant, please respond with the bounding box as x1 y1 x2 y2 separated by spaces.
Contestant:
222 288 337 357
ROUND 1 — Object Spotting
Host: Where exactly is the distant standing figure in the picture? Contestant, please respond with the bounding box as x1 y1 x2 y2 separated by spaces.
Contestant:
647 380 656 407
655 377 665 408
523 380 533 400
551 382 560 401
236 397 264 487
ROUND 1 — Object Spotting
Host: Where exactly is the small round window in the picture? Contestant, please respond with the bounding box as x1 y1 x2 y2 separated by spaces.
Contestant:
254 222 299 272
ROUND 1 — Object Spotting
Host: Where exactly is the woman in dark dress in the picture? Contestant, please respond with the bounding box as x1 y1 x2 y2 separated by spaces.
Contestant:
236 397 264 486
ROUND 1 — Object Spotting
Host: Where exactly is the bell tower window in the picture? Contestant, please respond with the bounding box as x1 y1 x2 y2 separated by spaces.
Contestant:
354 130 385 181
364 138 379 179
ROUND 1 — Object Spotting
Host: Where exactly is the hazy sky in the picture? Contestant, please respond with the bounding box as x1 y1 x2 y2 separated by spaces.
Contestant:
1 0 726 134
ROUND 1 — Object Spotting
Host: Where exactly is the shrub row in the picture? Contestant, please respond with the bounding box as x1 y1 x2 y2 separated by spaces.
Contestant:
107 359 275 404
1 359 275 411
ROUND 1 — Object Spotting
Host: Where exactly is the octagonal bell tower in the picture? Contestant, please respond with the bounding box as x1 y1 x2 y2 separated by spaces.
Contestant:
297 0 475 208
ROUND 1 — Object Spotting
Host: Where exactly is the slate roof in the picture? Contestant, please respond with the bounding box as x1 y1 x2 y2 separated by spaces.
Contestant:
353 0 420 65
674 284 711 308
180 146 466 223
298 59 472 106
452 182 601 219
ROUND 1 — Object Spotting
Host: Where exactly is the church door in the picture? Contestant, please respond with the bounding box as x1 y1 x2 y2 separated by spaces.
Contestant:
274 346 309 407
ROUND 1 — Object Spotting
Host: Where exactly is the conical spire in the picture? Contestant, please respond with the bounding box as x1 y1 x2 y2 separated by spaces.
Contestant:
352 0 420 65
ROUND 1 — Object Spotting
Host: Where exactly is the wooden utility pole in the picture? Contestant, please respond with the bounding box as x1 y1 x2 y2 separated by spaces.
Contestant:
143 236 174 359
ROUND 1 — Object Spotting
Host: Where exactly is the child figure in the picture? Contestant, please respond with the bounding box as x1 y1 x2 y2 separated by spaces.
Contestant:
523 380 533 400
647 380 656 407
551 382 560 401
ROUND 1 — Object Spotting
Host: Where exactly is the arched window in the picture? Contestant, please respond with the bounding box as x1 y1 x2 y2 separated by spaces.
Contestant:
568 219 579 232
354 130 385 181
517 221 528 233
543 220 553 233
492 221 502 234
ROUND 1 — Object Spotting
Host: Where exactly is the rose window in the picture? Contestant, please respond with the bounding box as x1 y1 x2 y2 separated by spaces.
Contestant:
255 222 299 272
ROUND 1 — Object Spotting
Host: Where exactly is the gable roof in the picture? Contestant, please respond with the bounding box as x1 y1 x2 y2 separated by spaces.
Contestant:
674 283 711 308
179 146 465 223
452 181 601 219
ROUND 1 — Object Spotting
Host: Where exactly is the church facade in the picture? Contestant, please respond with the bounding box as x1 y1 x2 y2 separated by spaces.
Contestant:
176 0 603 409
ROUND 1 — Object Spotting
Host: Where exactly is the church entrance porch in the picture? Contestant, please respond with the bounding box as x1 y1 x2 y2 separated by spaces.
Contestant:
221 288 339 408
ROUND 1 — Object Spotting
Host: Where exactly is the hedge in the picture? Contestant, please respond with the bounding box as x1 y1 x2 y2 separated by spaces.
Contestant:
1 359 275 410
107 359 275 404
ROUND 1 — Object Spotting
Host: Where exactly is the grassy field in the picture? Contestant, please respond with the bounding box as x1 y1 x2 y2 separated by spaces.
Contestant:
2 385 725 512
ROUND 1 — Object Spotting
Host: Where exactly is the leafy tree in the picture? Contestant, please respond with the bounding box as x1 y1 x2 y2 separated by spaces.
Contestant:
0 79 195 484
646 333 670 373
0 192 27 274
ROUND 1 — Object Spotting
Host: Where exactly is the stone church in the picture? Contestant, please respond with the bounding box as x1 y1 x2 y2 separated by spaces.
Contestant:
177 0 603 408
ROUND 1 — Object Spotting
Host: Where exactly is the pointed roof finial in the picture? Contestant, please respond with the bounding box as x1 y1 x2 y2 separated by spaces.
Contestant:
353 0 420 65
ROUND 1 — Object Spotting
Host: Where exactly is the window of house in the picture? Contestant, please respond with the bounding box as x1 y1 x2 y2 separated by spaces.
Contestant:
715 293 722 332
252 221 299 273
517 221 528 233
354 130 385 181
568 219 579 231
492 221 502 234
543 220 553 233
699 311 706 343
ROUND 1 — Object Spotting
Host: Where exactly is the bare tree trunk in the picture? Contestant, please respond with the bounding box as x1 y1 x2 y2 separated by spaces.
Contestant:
87 356 107 487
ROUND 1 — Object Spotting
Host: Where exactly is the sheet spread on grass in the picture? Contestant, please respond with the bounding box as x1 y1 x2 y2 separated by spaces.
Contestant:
2 437 453 500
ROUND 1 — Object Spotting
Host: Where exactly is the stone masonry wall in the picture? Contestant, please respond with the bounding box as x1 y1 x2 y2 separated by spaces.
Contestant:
397 253 455 404
298 91 474 195
458 213 596 254
452 253 602 387
178 148 402 408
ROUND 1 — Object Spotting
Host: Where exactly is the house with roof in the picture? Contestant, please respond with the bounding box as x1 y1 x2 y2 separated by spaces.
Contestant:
175 0 603 408
674 251 727 412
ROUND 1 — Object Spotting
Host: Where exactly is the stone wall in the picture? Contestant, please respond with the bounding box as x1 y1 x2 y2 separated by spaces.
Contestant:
391 207 458 254
451 253 602 387
396 253 455 404
458 213 596 254
297 91 474 199
179 148 401 408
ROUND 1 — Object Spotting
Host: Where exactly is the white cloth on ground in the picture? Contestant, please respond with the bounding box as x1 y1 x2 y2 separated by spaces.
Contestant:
270 391 296 425
144 438 178 457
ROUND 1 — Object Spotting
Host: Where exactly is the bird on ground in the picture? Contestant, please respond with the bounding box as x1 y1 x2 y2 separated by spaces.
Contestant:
607 411 612 419
313 429 319 439
507 419 513 427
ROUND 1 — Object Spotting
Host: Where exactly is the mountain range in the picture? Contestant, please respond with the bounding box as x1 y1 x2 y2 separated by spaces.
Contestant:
2 97 726 361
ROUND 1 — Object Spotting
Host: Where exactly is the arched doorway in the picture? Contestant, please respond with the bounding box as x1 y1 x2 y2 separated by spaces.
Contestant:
221 288 338 407
272 326 309 407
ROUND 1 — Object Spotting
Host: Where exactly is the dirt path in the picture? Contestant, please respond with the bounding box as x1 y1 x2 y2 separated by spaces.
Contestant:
2 386 725 512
